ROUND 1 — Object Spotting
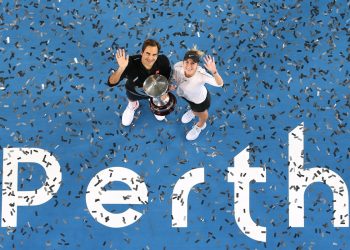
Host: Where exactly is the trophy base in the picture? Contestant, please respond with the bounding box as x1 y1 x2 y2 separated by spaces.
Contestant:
149 92 177 116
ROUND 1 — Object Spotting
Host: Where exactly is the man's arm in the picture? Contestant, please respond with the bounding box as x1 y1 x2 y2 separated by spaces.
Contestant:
160 55 172 80
108 66 126 86
108 49 129 86
168 62 180 91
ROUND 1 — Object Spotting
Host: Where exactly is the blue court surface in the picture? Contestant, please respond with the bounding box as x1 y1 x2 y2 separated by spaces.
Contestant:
0 0 350 249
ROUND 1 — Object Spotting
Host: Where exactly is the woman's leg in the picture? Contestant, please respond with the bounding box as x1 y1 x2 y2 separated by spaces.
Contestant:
185 110 208 140
193 110 208 128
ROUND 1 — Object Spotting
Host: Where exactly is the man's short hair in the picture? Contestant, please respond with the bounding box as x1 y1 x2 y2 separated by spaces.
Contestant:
142 39 161 53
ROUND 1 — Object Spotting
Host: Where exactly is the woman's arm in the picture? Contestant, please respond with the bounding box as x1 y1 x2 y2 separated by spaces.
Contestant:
203 55 224 86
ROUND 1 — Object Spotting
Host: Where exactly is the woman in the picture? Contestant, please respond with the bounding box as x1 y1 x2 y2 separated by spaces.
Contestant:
172 48 224 140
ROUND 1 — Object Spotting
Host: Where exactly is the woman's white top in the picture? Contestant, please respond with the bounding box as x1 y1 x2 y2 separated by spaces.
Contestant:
173 61 218 104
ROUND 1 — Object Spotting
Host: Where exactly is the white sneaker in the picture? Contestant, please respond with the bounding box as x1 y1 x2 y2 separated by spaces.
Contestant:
181 110 195 124
122 101 139 126
186 123 207 141
154 114 165 121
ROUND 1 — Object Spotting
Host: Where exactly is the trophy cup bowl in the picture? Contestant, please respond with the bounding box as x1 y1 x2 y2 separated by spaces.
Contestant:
143 74 177 116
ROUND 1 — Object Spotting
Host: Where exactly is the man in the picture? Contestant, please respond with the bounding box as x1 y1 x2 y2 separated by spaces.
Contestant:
108 39 171 126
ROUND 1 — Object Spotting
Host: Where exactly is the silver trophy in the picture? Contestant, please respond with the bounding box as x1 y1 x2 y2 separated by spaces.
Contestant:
143 74 176 116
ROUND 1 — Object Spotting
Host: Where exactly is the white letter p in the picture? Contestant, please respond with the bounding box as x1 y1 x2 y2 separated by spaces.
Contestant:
1 148 62 227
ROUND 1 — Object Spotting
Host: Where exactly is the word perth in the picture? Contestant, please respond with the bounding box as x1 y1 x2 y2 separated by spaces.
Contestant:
1 124 349 242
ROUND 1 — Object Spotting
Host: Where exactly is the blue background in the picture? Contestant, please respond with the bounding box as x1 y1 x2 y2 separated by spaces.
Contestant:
0 0 349 249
